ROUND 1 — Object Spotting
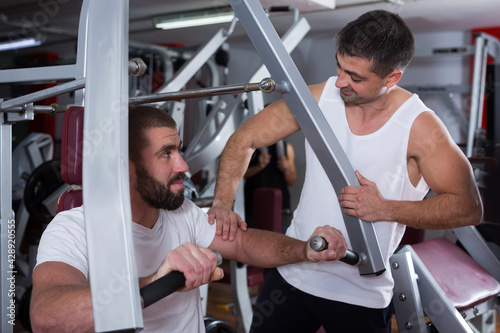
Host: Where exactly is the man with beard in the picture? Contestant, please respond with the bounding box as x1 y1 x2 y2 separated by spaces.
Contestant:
208 9 482 333
30 105 347 333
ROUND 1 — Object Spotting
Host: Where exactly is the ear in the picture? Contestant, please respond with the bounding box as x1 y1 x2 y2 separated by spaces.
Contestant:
385 70 402 88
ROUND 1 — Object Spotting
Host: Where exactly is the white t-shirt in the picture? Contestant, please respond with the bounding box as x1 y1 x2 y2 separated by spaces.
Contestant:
279 77 431 309
36 199 216 332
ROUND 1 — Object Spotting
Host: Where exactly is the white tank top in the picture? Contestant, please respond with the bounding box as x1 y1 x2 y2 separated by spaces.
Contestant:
278 77 431 308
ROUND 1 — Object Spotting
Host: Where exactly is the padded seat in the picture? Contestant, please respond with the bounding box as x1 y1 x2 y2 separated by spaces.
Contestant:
57 106 84 212
412 237 500 312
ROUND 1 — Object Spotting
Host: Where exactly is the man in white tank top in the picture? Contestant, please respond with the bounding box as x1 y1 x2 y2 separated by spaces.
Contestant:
209 9 482 333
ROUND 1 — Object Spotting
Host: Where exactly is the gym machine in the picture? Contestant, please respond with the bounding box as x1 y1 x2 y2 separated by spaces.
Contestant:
9 1 497 333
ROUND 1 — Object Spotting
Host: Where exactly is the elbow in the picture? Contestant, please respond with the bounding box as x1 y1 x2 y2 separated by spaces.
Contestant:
471 200 483 226
30 306 51 333
461 196 483 227
30 297 61 333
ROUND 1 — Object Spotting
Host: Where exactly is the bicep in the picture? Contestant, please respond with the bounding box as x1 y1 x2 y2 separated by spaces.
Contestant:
240 100 300 149
411 112 476 195
32 262 87 299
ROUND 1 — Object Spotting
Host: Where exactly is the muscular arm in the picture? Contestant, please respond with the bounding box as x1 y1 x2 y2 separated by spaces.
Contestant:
209 225 347 266
389 112 482 228
208 82 326 239
31 245 223 333
31 262 94 333
212 100 300 210
339 112 482 228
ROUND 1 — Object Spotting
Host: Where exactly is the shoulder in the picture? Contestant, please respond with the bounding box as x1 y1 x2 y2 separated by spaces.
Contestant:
309 80 330 101
409 111 454 158
45 206 86 234
411 111 447 139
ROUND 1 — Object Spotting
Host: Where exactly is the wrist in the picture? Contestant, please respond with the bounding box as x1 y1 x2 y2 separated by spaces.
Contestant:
212 199 232 210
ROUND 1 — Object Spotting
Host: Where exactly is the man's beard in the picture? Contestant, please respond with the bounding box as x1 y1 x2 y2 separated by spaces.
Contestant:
134 163 186 210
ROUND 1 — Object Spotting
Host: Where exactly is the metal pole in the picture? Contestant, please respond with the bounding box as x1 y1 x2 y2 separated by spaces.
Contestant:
84 0 142 331
129 79 275 105
0 115 14 333
0 79 85 110
466 35 488 157
0 105 68 115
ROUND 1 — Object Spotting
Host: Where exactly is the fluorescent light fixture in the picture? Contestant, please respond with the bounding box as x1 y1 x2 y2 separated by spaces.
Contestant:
154 9 235 30
0 36 43 52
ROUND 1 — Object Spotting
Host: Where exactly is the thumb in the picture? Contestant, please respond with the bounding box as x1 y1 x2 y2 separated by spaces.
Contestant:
211 267 224 282
355 170 370 186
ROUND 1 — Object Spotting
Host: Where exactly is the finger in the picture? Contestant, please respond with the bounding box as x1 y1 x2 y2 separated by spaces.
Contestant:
355 170 371 186
210 267 224 282
228 218 238 241
207 209 215 225
184 245 216 288
238 218 248 231
221 215 231 240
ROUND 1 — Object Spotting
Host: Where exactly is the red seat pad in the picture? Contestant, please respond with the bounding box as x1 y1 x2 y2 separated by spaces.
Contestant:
412 237 500 311
61 106 84 186
57 188 83 213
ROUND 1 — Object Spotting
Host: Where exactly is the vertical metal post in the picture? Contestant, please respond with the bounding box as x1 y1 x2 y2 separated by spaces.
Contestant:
229 0 385 276
0 115 14 333
390 251 427 333
466 35 488 157
74 0 89 106
84 0 142 331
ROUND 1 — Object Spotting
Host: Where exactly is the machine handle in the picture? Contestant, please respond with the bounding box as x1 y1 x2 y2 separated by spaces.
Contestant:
140 251 223 308
310 236 361 266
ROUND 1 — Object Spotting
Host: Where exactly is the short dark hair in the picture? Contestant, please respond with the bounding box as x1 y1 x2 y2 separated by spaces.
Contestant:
336 10 415 78
129 105 177 165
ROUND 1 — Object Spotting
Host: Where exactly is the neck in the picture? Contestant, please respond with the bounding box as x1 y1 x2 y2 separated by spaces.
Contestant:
131 196 160 229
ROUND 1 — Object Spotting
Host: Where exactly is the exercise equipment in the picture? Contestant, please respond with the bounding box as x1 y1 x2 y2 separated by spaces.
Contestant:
309 236 364 266
140 251 223 309
23 160 68 225
1 0 496 332
205 317 237 333
390 156 500 333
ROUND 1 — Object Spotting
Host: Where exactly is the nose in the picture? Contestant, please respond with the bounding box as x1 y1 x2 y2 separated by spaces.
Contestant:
175 153 189 173
335 71 348 88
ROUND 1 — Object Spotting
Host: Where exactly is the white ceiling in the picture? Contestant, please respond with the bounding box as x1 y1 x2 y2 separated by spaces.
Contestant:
0 0 499 60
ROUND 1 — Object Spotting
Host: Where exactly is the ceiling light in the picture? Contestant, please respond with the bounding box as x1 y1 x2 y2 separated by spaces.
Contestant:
0 36 43 52
154 9 235 30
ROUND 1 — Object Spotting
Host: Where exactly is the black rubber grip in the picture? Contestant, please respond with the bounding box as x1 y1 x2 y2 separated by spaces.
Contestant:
140 271 185 308
309 236 360 266
140 251 223 308
268 6 291 12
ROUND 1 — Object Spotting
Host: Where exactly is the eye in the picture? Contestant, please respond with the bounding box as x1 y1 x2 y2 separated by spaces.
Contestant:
351 77 361 83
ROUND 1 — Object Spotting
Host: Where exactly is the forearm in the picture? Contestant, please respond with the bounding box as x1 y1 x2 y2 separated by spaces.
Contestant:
384 193 482 229
31 285 94 333
214 134 254 208
225 228 307 267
